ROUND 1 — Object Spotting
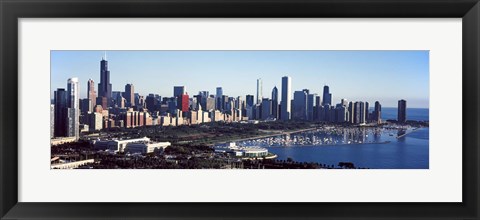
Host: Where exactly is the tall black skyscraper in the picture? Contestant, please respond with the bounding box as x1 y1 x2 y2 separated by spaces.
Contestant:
374 101 382 123
271 86 279 119
98 54 112 100
398 99 407 123
322 85 332 106
246 95 254 108
125 84 135 107
54 88 67 137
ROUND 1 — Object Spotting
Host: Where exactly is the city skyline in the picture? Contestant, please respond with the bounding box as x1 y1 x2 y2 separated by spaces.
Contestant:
51 50 429 108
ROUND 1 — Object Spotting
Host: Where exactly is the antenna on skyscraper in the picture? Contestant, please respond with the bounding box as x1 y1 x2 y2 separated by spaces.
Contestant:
104 51 107 60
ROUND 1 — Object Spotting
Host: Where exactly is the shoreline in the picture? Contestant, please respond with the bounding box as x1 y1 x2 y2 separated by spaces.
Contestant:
253 140 392 149
211 127 319 146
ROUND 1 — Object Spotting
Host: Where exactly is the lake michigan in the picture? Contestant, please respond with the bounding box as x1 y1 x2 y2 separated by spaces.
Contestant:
243 107 429 169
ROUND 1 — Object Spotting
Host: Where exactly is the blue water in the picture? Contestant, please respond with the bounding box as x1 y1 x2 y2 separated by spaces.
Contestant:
380 107 429 121
265 128 429 169
225 108 429 169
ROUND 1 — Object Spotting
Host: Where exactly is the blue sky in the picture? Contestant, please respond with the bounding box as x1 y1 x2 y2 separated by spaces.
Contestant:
51 50 429 108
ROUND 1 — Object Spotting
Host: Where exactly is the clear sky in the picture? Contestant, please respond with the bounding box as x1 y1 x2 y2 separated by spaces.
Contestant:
51 50 429 108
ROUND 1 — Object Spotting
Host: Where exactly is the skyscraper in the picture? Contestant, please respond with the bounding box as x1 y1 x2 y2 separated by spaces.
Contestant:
235 96 243 110
198 91 209 110
145 95 158 111
271 86 279 120
216 87 223 110
322 85 332 106
54 88 67 137
221 95 229 112
125 84 135 107
359 102 366 124
50 104 55 138
179 94 189 113
398 99 407 123
365 102 370 122
261 98 271 120
314 95 321 121
348 101 354 123
67 77 80 139
256 78 263 104
336 105 348 122
246 95 254 107
293 90 308 120
205 96 214 111
281 76 292 121
98 55 112 100
216 87 223 98
306 91 314 121
87 79 96 112
374 101 382 124
174 86 186 97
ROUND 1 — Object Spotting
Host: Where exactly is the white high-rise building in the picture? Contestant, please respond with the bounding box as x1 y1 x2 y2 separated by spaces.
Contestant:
256 78 263 104
67 77 80 140
281 76 292 121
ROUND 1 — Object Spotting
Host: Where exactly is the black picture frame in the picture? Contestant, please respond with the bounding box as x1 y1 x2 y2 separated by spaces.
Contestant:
1 0 479 219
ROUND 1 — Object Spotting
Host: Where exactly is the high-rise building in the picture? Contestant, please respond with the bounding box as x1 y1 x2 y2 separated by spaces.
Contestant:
348 101 354 123
307 91 314 121
54 88 67 137
314 95 321 121
374 101 382 124
235 96 243 110
206 96 215 111
261 98 271 120
80 98 92 115
125 84 135 107
174 86 186 97
88 112 103 131
336 105 348 122
324 105 332 122
359 102 366 124
216 87 223 110
96 96 108 110
293 90 308 120
256 78 263 104
198 91 209 110
398 99 407 123
136 95 145 108
281 76 292 121
216 87 223 98
50 104 54 138
87 79 96 112
365 102 370 122
98 55 112 100
168 99 177 116
271 86 279 120
322 85 332 106
145 95 158 112
67 77 80 140
354 102 361 124
221 95 229 112
246 95 254 107
179 94 189 113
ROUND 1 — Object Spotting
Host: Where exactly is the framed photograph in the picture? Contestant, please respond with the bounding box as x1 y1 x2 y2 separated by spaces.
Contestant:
1 0 479 219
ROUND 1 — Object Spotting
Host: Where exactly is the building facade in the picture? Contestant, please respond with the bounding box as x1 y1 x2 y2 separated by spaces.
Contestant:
398 99 407 123
67 77 80 139
281 76 292 121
